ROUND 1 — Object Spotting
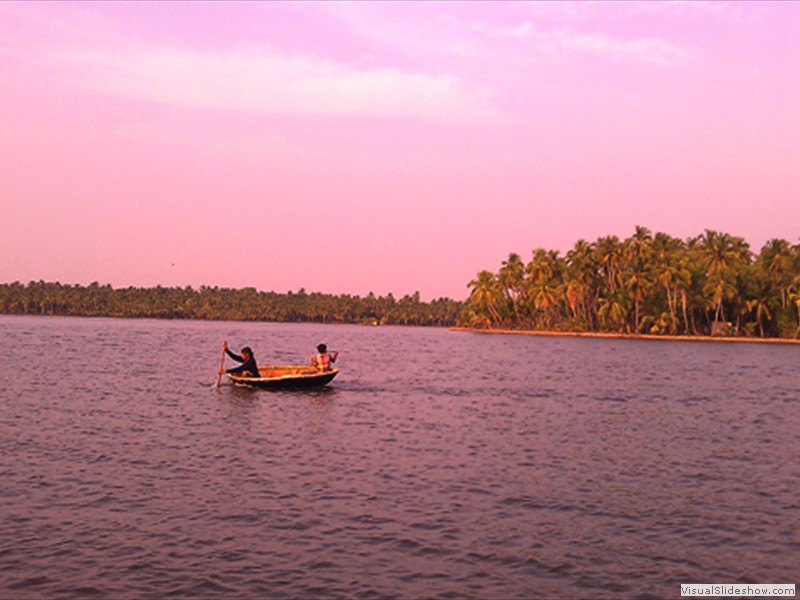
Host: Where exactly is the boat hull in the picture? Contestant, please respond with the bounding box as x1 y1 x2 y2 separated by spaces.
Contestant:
227 366 338 389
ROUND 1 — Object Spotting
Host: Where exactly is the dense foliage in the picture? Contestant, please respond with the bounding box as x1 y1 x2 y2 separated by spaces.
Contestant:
460 227 800 338
0 282 461 327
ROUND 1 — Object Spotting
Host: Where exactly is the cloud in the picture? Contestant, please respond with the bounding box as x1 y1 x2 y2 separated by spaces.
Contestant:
493 21 687 66
51 42 493 121
548 28 688 65
496 22 534 39
0 2 497 123
629 1 743 19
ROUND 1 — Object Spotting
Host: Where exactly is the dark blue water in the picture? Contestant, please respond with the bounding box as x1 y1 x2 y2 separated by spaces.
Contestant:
0 316 798 598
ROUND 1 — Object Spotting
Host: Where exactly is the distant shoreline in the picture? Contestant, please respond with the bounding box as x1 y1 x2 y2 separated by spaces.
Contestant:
450 327 800 346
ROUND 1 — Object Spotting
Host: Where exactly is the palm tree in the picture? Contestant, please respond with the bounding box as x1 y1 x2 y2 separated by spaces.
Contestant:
692 230 751 325
467 270 504 327
789 289 800 338
757 238 794 309
597 291 628 332
498 252 526 325
652 233 690 334
528 278 561 327
595 235 624 296
566 239 599 330
746 296 772 337
525 249 565 328
563 278 584 321
788 252 800 338
623 226 654 332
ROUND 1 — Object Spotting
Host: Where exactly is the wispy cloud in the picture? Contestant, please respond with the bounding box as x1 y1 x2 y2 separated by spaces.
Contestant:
629 1 745 19
0 4 492 120
547 28 688 65
49 43 494 121
0 1 494 122
492 21 687 66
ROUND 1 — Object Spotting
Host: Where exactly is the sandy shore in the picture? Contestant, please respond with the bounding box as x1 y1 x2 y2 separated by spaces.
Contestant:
450 327 800 346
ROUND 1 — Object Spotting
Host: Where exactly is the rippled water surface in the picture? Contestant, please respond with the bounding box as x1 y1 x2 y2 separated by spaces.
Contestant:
1 316 798 599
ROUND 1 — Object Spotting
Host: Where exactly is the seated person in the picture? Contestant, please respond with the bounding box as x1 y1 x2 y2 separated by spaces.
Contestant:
219 341 259 378
310 343 338 372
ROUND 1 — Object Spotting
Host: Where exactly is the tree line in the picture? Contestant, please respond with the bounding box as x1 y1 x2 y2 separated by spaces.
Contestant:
459 227 800 339
0 281 462 327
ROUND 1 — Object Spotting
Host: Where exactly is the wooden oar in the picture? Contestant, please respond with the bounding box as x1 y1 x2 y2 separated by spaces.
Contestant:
214 342 226 388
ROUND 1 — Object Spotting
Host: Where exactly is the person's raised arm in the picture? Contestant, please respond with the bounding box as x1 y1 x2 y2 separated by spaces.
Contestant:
225 343 244 363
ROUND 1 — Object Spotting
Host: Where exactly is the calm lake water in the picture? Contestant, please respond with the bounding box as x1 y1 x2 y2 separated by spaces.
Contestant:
0 315 797 599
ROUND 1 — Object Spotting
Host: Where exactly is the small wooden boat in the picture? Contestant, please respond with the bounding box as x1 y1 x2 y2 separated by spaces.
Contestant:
227 366 339 389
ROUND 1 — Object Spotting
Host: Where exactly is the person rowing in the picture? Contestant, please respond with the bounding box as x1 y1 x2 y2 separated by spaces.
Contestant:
218 341 260 378
310 343 338 372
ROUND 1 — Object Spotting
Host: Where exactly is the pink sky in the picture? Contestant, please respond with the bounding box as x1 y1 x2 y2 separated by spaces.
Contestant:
1 2 798 301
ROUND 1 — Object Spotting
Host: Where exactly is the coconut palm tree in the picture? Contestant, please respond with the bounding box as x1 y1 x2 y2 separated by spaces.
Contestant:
467 270 504 327
789 289 800 339
565 239 599 330
746 296 772 337
595 235 624 296
692 230 751 325
652 233 691 333
597 291 628 332
498 252 526 325
525 249 565 328
757 238 794 309
623 226 654 332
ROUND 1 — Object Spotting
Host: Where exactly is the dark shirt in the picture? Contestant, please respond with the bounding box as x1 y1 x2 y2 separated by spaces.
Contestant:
225 348 259 377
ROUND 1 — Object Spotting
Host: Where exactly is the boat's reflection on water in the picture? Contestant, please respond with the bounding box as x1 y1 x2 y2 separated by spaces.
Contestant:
216 381 339 436
226 380 338 402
